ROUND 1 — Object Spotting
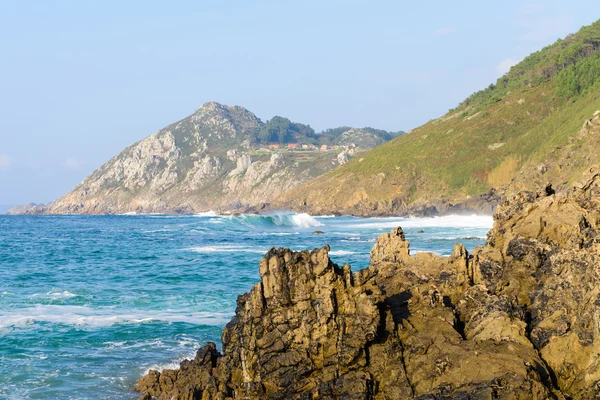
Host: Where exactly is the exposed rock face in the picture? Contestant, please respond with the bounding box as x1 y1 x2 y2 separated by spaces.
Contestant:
5 202 50 215
16 102 398 215
137 170 600 399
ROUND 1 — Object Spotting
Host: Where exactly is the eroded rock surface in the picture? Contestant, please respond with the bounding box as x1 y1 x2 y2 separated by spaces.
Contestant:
137 171 600 399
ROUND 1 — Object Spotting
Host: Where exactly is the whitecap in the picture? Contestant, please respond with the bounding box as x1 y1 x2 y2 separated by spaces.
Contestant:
142 351 197 376
193 211 217 217
223 212 323 228
341 238 376 243
287 213 323 228
187 245 267 254
329 250 357 256
31 289 78 299
422 235 487 241
0 305 233 329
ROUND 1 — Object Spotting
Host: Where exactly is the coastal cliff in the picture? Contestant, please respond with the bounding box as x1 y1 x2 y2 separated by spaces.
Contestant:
136 168 600 399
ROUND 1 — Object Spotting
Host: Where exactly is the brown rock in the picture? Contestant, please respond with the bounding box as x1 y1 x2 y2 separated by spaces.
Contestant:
138 171 600 399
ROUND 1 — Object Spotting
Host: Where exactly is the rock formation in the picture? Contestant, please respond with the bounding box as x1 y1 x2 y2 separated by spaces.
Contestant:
137 169 600 399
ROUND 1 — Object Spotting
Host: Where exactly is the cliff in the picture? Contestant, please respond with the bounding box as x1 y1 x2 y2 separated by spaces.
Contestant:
13 102 401 215
136 168 600 399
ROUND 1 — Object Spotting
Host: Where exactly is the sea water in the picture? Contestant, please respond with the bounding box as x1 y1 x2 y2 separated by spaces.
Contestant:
0 212 492 399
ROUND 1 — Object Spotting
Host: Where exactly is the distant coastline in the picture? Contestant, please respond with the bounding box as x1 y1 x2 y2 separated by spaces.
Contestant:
0 204 16 214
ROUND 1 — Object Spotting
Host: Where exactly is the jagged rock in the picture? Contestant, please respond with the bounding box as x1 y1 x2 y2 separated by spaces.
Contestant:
312 230 325 234
337 151 349 165
138 171 600 399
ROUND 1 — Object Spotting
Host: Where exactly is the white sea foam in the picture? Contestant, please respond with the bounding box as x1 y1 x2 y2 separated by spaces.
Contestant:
142 350 198 376
424 235 487 241
287 213 323 228
329 250 357 256
221 212 323 228
141 228 175 233
140 335 202 375
264 232 300 236
341 238 376 243
194 211 217 217
345 214 493 230
0 305 233 329
31 289 78 299
187 245 267 254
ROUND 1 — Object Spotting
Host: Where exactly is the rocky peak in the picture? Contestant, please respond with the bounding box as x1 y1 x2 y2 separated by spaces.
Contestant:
196 101 228 114
192 102 263 139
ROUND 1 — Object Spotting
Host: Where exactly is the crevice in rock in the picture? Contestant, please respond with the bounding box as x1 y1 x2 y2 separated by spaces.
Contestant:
398 339 415 397
523 306 562 394
386 292 412 325
442 295 467 340
453 314 467 340
374 302 390 344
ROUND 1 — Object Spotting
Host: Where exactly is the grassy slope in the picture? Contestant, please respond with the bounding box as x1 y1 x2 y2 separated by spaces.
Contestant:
275 20 600 215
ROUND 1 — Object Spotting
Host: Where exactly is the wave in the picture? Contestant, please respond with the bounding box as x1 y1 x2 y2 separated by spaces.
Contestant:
329 250 357 256
0 305 233 329
341 238 376 243
142 350 198 376
187 245 267 254
193 211 217 217
345 214 493 230
31 289 79 299
220 212 323 228
423 235 487 241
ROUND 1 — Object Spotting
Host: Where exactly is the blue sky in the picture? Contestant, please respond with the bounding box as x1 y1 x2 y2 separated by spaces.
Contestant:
0 0 598 205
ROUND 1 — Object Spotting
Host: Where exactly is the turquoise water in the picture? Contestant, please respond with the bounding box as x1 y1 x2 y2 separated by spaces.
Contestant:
0 212 492 399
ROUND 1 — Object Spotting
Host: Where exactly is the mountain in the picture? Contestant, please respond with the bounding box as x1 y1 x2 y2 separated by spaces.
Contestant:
15 102 402 214
274 20 600 216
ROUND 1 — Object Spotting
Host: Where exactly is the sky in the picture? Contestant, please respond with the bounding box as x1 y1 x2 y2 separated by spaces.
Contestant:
0 0 598 206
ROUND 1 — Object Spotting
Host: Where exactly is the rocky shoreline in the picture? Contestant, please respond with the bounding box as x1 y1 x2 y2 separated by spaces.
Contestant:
7 193 499 218
135 168 600 399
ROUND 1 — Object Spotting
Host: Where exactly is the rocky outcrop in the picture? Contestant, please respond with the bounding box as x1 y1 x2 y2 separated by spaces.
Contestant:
137 170 600 399
5 202 50 215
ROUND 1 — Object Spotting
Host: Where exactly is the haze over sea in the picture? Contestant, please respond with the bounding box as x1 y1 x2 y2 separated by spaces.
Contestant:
0 212 492 399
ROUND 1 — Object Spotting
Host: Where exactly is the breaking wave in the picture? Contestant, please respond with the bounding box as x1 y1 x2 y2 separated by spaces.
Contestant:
0 305 232 329
222 212 323 228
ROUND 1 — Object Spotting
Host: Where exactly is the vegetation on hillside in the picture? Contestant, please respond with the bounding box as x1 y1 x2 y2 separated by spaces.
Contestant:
255 116 316 144
275 19 600 215
250 116 403 147
457 20 600 111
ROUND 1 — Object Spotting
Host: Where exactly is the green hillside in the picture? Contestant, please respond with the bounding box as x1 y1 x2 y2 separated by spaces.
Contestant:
275 20 600 216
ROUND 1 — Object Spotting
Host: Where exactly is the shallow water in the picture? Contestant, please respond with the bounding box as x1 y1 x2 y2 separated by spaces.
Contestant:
0 212 492 399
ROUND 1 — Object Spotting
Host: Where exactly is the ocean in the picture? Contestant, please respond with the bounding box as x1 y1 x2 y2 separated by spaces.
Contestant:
0 212 492 399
